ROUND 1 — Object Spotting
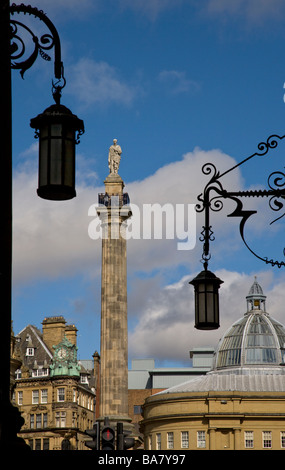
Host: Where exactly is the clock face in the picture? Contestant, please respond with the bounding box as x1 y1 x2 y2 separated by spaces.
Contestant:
57 347 67 359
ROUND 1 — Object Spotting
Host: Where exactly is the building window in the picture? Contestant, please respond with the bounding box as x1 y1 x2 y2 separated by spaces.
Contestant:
35 439 41 450
167 432 174 449
43 438 49 451
81 374 88 384
156 433 161 450
43 413 48 429
30 414 34 429
81 394 86 408
57 387 65 402
15 368 21 379
26 347 34 356
134 405 142 415
181 431 189 449
197 431 206 448
36 414 42 429
32 367 48 377
244 431 254 448
262 431 272 448
56 411 66 428
281 432 285 448
41 389 48 404
18 391 23 406
32 390 39 404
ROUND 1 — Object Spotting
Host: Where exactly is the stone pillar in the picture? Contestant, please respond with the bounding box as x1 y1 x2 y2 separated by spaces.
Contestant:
209 428 216 450
234 428 241 450
97 171 132 428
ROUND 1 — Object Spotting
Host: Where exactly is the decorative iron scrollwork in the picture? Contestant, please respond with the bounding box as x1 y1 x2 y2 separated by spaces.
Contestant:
268 169 285 224
10 3 65 102
197 134 285 269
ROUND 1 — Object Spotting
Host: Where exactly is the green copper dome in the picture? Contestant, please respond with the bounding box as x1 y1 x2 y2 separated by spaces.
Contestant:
213 279 285 370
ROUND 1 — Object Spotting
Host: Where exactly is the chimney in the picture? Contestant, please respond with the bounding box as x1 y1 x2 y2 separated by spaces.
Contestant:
42 316 66 352
65 324 78 346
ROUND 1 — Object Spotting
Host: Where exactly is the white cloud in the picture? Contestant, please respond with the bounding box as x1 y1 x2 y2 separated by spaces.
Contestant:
12 146 243 285
205 0 285 24
128 269 285 364
12 157 102 284
12 144 285 364
158 70 200 95
66 58 140 109
118 0 185 21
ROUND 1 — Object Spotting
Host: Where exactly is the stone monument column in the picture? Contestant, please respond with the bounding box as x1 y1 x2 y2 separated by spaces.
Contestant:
97 140 132 428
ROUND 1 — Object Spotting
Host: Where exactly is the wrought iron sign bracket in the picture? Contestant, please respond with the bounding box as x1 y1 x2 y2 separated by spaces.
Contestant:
10 3 66 103
196 134 285 269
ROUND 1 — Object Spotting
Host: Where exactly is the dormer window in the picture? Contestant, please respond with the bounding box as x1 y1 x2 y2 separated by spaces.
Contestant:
26 347 34 356
32 367 49 377
80 374 89 384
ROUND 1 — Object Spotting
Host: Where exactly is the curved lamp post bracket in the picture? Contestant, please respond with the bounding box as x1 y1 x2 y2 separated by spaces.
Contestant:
197 134 285 268
10 3 65 102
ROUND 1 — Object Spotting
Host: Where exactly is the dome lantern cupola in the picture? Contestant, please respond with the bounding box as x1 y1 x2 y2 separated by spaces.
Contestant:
246 276 266 313
212 279 285 370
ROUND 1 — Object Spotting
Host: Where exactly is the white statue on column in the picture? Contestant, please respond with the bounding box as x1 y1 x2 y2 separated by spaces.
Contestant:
108 139 122 174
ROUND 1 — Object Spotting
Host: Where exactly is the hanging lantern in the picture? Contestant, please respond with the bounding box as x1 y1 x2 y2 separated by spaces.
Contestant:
190 269 223 330
30 103 84 201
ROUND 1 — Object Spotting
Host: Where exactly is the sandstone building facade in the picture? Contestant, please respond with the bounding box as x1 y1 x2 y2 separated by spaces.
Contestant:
13 316 98 450
140 280 285 450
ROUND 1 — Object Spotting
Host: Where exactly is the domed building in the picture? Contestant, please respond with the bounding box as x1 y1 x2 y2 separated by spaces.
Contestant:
140 279 285 450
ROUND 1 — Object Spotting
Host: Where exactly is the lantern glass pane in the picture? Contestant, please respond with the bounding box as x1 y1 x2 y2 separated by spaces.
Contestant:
41 125 49 138
197 292 205 324
39 138 48 186
50 138 62 185
206 291 214 321
51 123 62 137
198 283 204 294
63 135 75 187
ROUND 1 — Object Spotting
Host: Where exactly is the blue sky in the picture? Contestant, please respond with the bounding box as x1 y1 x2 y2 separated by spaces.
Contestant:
11 0 285 367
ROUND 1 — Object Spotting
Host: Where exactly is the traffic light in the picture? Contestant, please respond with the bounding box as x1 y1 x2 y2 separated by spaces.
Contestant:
123 431 135 450
84 421 100 450
117 422 135 450
102 418 115 450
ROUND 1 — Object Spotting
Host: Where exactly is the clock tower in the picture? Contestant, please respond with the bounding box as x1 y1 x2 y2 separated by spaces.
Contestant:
50 336 80 377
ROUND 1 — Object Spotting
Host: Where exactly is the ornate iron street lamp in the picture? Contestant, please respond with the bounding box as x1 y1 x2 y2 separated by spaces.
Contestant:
10 3 85 201
30 102 84 200
190 267 223 330
191 134 285 330
0 2 84 449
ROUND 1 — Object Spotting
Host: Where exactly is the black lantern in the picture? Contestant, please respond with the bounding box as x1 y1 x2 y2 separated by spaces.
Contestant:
30 103 84 201
190 268 223 330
